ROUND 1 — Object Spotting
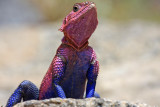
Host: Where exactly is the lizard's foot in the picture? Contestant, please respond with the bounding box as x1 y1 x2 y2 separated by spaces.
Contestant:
94 91 100 98
6 80 39 107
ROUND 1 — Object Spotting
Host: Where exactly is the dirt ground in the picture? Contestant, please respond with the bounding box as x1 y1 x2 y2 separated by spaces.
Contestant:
0 20 160 106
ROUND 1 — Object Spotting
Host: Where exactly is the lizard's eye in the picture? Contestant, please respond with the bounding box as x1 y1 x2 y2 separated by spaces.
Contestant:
73 5 79 12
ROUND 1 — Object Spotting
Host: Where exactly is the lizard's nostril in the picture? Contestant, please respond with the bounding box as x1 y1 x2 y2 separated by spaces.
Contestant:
90 3 95 8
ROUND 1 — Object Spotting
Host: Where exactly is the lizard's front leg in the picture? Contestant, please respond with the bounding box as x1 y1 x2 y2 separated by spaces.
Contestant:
86 53 99 98
52 55 66 98
6 80 39 107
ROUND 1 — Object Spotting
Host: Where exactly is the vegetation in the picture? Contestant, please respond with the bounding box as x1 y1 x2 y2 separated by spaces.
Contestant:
32 0 160 22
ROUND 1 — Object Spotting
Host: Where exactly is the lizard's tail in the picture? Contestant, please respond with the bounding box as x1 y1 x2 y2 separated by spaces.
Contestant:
6 80 39 107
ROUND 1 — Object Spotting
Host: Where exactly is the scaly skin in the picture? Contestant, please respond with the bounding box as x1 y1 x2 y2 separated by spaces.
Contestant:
6 1 99 107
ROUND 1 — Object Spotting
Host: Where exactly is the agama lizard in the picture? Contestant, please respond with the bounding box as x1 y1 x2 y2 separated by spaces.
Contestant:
6 1 99 107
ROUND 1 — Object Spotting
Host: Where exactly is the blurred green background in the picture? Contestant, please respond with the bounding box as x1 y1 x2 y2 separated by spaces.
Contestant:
32 0 160 22
1 0 160 25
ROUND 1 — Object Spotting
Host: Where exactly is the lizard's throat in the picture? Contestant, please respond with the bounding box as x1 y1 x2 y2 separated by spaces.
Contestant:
62 36 89 51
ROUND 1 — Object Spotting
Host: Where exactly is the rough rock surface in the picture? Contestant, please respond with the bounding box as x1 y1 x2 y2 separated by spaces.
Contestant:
14 98 149 107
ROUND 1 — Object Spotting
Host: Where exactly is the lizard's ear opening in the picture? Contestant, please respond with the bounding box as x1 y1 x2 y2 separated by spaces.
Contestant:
59 24 64 32
59 17 66 32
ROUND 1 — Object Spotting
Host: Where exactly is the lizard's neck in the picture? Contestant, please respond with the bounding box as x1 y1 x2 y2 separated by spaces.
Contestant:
62 36 89 51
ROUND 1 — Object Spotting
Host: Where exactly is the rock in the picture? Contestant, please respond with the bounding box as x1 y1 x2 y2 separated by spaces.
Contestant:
14 98 149 107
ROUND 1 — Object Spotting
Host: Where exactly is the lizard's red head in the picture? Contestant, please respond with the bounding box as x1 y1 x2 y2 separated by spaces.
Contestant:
60 1 98 50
